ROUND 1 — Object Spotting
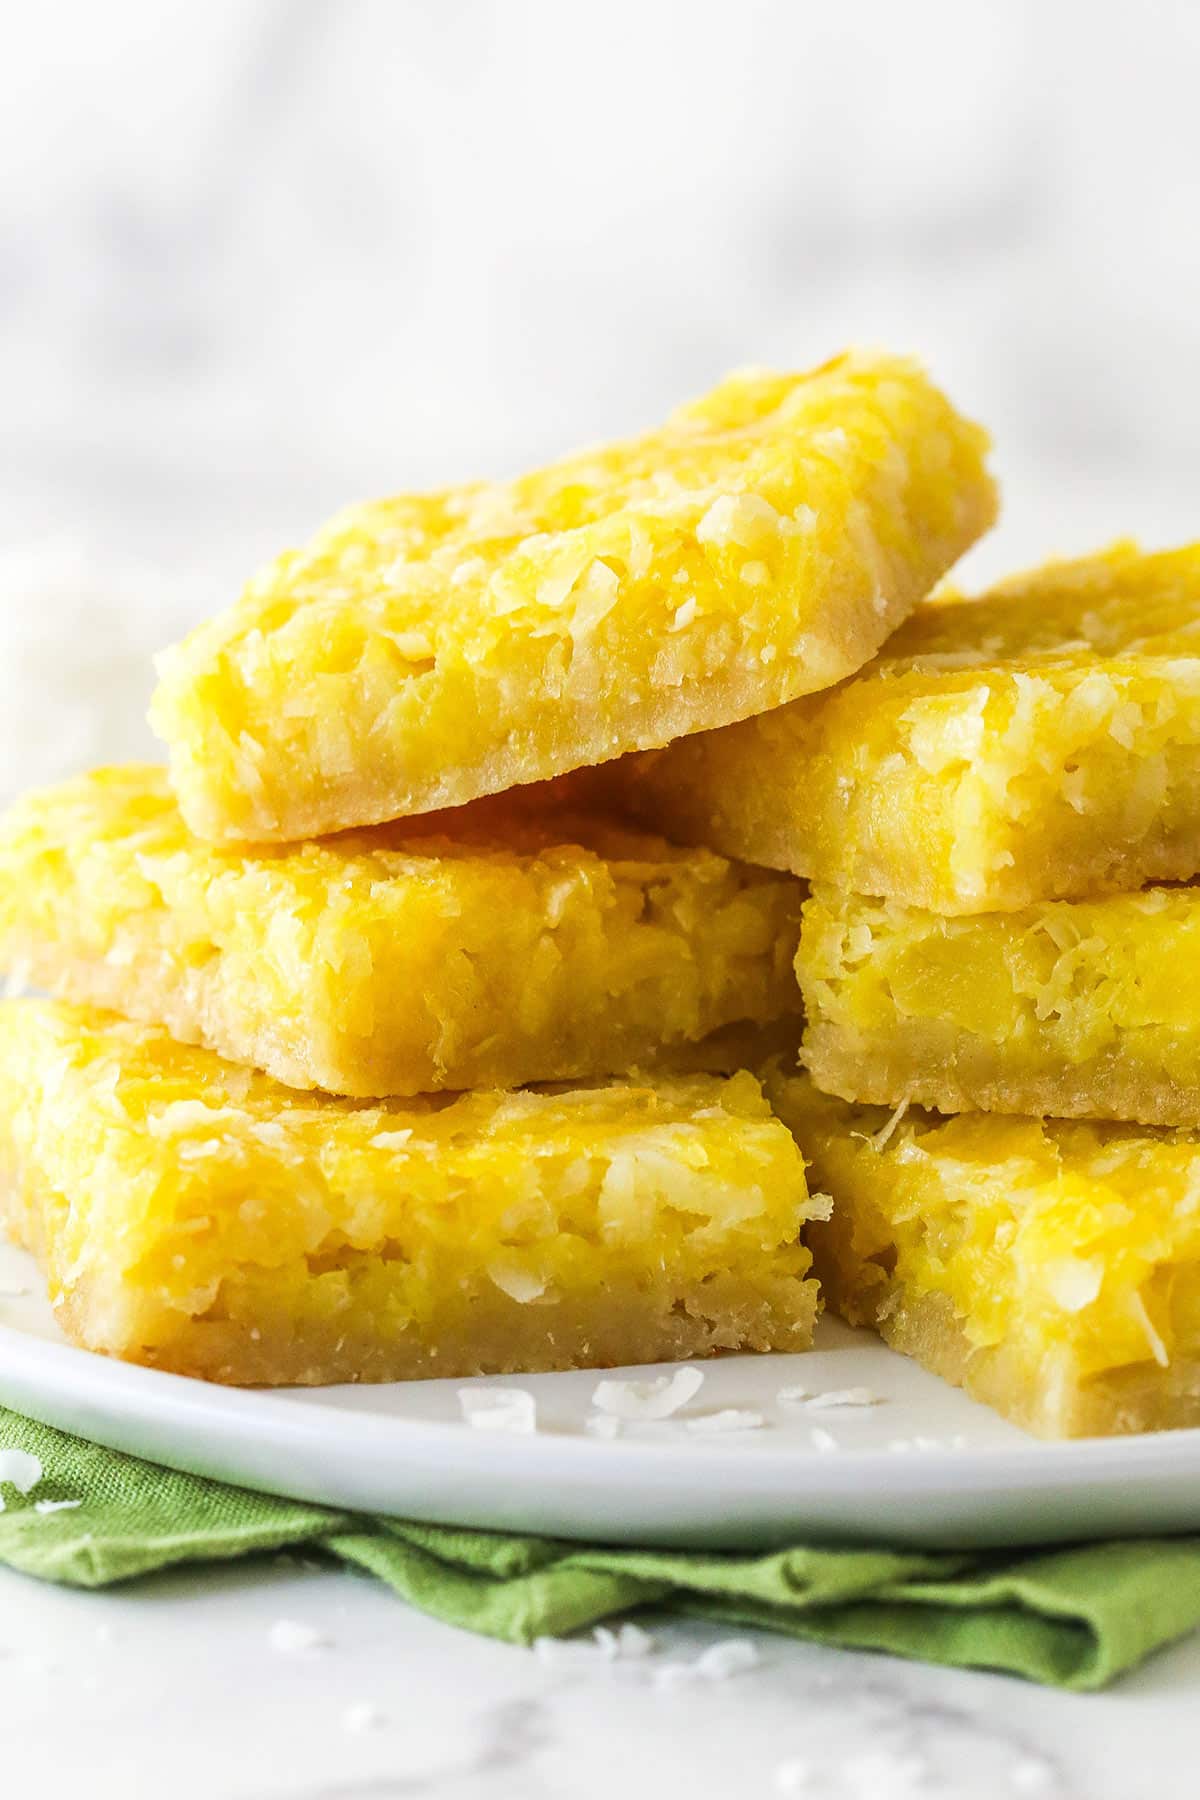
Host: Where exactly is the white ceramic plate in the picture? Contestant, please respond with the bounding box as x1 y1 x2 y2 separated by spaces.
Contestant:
3 1238 1200 1550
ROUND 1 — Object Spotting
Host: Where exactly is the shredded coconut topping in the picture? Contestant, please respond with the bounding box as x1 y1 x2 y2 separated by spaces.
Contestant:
591 1366 703 1421
1044 1256 1103 1314
485 1260 546 1304
870 1096 911 1151
33 1498 81 1515
1129 1290 1170 1367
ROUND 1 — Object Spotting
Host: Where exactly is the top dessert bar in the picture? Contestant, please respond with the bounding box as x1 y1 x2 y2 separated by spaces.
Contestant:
610 541 1200 913
150 351 995 843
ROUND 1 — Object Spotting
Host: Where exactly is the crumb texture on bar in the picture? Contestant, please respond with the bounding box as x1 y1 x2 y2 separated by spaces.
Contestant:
0 1002 819 1385
0 766 804 1097
799 883 1200 1126
766 1067 1200 1437
611 541 1200 913
150 351 995 842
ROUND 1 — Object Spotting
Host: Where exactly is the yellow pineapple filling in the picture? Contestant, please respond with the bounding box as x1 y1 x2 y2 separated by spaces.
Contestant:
0 1002 820 1386
0 766 804 1098
799 883 1200 1126
150 351 995 843
767 1068 1200 1438
610 541 1200 914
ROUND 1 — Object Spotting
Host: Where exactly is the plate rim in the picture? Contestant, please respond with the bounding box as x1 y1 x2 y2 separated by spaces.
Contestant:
6 1317 1200 1503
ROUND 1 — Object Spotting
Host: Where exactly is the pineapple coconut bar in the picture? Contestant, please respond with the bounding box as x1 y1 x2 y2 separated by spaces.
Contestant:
1 1003 818 1386
0 766 805 1098
152 351 994 844
608 541 1200 911
766 1069 1200 1439
771 542 1200 1436
0 350 996 1386
799 883 1200 1126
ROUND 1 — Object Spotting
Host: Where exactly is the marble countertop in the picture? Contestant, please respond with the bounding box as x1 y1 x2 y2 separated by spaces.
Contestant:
1 1552 1193 1800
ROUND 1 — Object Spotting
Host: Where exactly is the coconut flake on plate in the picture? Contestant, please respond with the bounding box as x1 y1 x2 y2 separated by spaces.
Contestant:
685 1409 765 1435
809 1427 839 1453
591 1366 704 1421
803 1387 883 1410
457 1387 537 1434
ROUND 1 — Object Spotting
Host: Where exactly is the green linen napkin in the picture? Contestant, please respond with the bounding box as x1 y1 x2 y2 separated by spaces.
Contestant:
1 1404 1197 1691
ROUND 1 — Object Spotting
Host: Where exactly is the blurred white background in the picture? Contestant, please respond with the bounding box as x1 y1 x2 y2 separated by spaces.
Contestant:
1 0 1198 790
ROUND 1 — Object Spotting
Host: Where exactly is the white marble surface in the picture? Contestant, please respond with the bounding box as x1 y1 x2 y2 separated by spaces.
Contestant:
1 1553 1196 1800
3 2 1200 1789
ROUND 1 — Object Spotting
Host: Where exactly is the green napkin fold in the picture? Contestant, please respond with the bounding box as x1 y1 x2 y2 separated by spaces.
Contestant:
1 1405 1197 1691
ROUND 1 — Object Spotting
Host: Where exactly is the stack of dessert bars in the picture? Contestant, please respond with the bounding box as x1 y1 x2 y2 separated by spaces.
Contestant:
16 347 1200 1444
0 352 995 1391
615 540 1200 1436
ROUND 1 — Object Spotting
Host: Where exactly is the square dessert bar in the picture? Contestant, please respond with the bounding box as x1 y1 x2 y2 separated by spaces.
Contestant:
0 1002 821 1386
611 542 1200 913
150 352 994 842
0 766 804 1098
799 883 1200 1127
767 1068 1200 1438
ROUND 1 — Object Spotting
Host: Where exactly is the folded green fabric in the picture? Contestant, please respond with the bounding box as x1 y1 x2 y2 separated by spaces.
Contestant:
1 1405 1197 1691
